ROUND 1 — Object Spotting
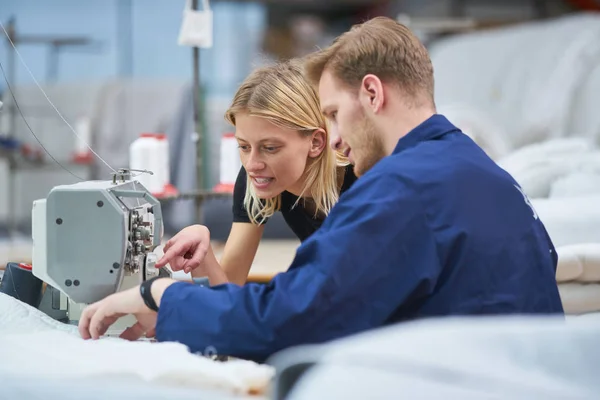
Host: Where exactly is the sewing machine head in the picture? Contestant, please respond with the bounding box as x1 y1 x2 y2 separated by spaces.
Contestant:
31 169 170 326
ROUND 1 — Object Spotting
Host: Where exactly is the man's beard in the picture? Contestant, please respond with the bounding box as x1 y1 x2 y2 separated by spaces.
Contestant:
353 112 387 177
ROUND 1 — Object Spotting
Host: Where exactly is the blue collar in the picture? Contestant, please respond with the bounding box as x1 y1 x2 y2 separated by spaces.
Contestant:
392 114 461 155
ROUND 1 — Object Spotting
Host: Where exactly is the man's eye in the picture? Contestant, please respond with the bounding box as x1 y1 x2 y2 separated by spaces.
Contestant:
264 146 278 152
238 145 250 151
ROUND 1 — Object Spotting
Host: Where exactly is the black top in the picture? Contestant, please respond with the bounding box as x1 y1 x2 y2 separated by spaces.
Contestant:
232 164 358 242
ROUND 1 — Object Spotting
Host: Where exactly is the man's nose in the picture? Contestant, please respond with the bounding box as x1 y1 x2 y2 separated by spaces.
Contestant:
330 133 342 151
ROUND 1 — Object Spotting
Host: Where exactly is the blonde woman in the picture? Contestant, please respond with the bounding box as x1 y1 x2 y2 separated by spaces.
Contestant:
156 60 357 285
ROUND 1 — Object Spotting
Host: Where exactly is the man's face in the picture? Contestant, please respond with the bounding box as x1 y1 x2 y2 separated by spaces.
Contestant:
319 69 386 177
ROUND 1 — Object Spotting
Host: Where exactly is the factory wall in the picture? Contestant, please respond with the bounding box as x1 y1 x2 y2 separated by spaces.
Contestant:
0 0 267 95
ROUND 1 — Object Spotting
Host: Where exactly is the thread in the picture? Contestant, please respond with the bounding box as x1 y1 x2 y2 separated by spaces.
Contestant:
129 133 176 196
214 132 241 193
0 20 116 174
0 59 85 181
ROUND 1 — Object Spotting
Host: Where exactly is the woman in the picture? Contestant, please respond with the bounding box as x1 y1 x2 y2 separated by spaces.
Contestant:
156 59 357 285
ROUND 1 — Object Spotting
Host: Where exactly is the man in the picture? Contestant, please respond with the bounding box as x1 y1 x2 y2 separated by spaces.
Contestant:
79 16 563 362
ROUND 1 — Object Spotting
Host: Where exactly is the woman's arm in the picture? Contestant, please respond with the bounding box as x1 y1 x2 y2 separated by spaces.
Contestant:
192 167 264 285
220 222 265 285
191 222 264 286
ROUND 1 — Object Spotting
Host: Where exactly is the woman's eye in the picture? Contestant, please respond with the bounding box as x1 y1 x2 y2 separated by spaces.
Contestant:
264 146 278 153
238 145 250 152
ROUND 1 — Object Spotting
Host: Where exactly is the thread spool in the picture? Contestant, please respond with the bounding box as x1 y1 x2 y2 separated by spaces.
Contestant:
214 133 241 193
129 133 176 196
72 115 93 164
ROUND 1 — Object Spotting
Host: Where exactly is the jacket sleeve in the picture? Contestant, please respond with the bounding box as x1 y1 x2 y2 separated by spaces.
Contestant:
155 171 441 362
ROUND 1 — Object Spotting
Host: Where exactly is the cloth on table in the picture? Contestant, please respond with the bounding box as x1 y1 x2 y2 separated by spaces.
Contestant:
0 293 274 396
270 315 600 400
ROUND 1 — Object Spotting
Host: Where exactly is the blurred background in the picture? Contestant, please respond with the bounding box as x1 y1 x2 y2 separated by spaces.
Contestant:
0 1 599 260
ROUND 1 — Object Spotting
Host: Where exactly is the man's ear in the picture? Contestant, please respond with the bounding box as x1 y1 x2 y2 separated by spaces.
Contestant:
308 128 327 158
359 74 384 114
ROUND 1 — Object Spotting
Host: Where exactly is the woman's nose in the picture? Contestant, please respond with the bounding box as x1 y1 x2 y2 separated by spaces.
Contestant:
245 153 266 172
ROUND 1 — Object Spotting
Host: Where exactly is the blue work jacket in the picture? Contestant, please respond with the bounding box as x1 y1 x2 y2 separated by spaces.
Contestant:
155 115 564 361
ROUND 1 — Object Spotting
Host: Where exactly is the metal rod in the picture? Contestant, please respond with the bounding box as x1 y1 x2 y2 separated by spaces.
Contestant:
6 17 18 238
117 0 133 77
192 0 205 225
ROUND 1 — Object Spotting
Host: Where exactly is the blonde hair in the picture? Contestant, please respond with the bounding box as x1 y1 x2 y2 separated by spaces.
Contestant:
305 16 435 106
225 59 348 225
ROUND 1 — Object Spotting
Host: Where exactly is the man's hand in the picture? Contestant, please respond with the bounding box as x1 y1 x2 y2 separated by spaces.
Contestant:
156 225 211 274
78 286 157 341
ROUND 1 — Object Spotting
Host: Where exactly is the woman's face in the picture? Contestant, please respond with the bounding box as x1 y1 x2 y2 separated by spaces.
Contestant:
235 113 325 199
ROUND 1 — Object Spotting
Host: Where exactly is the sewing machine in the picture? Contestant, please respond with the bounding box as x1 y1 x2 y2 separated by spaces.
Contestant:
31 169 170 331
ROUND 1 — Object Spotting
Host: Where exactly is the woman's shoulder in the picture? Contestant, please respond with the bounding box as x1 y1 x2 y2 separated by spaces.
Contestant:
340 164 358 194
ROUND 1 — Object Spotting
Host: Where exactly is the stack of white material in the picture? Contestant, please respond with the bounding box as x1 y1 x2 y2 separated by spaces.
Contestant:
556 244 600 315
495 138 600 315
0 293 274 397
497 138 600 200
497 138 600 247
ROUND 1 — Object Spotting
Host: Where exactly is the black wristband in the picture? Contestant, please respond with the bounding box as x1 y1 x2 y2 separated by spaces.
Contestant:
140 276 161 312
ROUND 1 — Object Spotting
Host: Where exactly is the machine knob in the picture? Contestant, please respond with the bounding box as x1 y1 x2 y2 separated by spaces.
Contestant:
144 253 159 279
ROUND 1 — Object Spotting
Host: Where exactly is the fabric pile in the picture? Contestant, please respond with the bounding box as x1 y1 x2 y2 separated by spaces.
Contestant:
497 139 600 315
0 292 275 397
556 244 600 315
497 138 600 200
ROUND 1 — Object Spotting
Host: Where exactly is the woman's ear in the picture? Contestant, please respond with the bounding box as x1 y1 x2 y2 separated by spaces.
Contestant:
308 128 327 158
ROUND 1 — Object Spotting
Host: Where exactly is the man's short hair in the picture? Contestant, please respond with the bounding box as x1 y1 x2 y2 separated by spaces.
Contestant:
305 16 435 105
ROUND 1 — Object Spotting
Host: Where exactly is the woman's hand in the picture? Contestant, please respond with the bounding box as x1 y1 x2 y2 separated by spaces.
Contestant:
156 225 210 274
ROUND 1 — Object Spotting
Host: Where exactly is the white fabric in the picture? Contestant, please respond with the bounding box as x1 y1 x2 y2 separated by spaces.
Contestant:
556 246 585 283
0 290 80 335
550 171 600 199
530 195 600 247
178 0 213 48
0 293 274 396
558 283 600 315
556 243 600 283
275 315 600 400
567 61 600 146
496 137 597 198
